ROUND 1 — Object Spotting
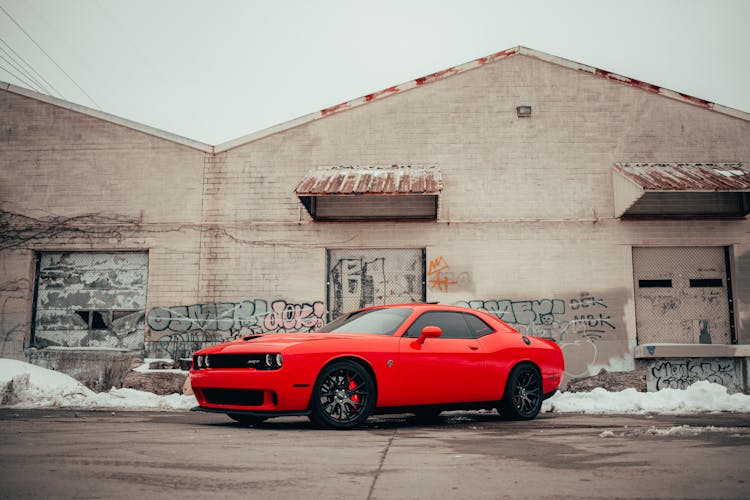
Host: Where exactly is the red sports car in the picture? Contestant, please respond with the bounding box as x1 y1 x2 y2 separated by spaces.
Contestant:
190 303 564 429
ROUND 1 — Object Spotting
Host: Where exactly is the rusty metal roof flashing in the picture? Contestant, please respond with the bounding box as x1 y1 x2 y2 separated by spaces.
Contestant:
614 163 750 192
612 163 750 218
295 165 442 221
295 165 442 195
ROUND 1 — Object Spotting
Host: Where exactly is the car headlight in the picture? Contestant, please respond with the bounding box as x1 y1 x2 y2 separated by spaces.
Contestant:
205 355 211 368
275 353 283 368
196 355 204 368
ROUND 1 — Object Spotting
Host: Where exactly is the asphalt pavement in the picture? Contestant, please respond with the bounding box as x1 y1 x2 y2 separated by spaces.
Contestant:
0 409 748 499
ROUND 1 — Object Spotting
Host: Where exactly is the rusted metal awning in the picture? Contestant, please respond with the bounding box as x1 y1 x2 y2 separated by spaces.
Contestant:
612 163 750 217
295 165 442 221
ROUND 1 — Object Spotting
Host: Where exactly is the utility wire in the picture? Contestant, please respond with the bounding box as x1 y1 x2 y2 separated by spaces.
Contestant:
0 58 40 90
0 35 58 95
0 40 52 93
0 4 101 109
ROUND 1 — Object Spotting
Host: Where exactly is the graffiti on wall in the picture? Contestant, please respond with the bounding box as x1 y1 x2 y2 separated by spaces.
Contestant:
454 292 614 340
455 293 618 377
648 359 742 392
327 249 424 319
147 299 326 359
427 256 470 293
147 299 326 336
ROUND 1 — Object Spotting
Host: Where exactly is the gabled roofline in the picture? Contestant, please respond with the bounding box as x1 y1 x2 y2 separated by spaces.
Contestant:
215 46 750 153
1 81 214 153
4 46 748 155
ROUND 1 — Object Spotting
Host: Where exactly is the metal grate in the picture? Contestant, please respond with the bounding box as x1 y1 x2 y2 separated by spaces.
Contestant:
632 247 732 345
326 248 425 320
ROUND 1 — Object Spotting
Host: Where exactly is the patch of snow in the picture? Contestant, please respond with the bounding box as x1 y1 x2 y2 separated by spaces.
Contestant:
599 425 749 438
543 381 750 414
2 358 750 414
1 359 196 410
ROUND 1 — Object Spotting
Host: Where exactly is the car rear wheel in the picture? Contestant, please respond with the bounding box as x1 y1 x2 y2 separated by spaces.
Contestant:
228 414 266 426
309 360 376 430
499 363 543 420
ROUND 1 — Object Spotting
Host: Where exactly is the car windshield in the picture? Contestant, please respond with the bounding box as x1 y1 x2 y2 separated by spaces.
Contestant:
317 307 413 335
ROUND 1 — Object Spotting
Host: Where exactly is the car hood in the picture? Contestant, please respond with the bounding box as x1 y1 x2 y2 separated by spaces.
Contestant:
200 333 383 354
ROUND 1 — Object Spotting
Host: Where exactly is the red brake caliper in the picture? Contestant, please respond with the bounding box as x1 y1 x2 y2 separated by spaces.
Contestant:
348 378 360 405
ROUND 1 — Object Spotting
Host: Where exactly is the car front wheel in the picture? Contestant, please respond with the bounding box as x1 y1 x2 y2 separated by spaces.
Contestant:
309 360 376 430
499 363 543 420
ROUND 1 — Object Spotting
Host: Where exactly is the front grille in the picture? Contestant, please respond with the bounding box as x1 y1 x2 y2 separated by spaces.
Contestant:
202 388 264 406
196 354 273 369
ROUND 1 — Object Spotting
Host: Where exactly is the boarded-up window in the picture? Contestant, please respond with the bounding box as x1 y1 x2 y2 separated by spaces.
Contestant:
32 252 148 349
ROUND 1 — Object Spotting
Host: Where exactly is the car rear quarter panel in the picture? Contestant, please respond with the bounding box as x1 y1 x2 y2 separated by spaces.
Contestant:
479 330 564 397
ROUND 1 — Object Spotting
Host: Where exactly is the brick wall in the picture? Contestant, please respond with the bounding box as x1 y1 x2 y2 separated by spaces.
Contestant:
2 53 749 380
0 90 206 359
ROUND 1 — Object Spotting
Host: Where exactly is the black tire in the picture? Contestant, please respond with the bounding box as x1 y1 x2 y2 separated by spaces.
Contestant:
228 414 266 426
498 363 543 420
309 360 376 430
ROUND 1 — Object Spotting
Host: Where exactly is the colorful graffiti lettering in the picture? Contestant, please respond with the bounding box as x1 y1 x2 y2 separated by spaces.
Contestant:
147 299 326 336
427 256 470 292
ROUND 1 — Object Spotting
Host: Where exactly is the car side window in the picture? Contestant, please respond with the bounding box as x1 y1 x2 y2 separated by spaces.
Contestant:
463 313 494 337
404 311 474 339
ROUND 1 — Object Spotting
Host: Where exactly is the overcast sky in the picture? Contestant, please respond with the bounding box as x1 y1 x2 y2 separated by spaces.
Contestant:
1 0 748 145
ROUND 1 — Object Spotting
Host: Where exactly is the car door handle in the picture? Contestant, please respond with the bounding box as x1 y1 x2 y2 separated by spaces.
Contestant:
468 344 479 350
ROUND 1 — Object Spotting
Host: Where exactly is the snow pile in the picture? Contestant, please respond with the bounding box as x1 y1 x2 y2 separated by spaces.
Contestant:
2 358 750 413
0 359 196 410
543 381 750 414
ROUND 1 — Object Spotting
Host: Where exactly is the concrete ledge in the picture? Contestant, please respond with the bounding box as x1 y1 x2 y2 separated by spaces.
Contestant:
635 344 750 359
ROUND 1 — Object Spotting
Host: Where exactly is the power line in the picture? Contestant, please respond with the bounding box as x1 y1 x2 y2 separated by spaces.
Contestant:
0 39 53 94
0 35 60 96
0 4 101 109
0 58 41 90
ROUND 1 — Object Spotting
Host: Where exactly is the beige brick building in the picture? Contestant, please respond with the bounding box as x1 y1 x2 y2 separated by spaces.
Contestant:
2 47 749 391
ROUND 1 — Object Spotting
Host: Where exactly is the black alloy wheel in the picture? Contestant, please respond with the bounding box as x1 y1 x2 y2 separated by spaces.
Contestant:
309 360 376 430
499 363 543 420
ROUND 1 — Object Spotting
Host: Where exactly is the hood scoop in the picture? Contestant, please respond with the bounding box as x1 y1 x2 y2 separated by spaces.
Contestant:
242 334 265 341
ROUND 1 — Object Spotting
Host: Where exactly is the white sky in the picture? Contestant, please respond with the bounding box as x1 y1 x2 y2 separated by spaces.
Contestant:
1 0 748 145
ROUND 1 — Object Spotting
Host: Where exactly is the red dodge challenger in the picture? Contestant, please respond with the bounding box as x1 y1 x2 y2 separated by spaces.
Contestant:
190 303 564 429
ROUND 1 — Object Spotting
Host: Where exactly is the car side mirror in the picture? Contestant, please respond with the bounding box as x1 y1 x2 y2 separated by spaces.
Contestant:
417 326 442 344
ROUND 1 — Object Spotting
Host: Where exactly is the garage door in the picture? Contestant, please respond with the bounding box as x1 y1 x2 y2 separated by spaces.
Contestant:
327 248 425 320
32 252 148 349
632 247 734 344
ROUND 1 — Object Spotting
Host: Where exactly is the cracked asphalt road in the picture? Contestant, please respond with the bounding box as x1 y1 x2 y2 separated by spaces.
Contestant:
0 409 748 499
